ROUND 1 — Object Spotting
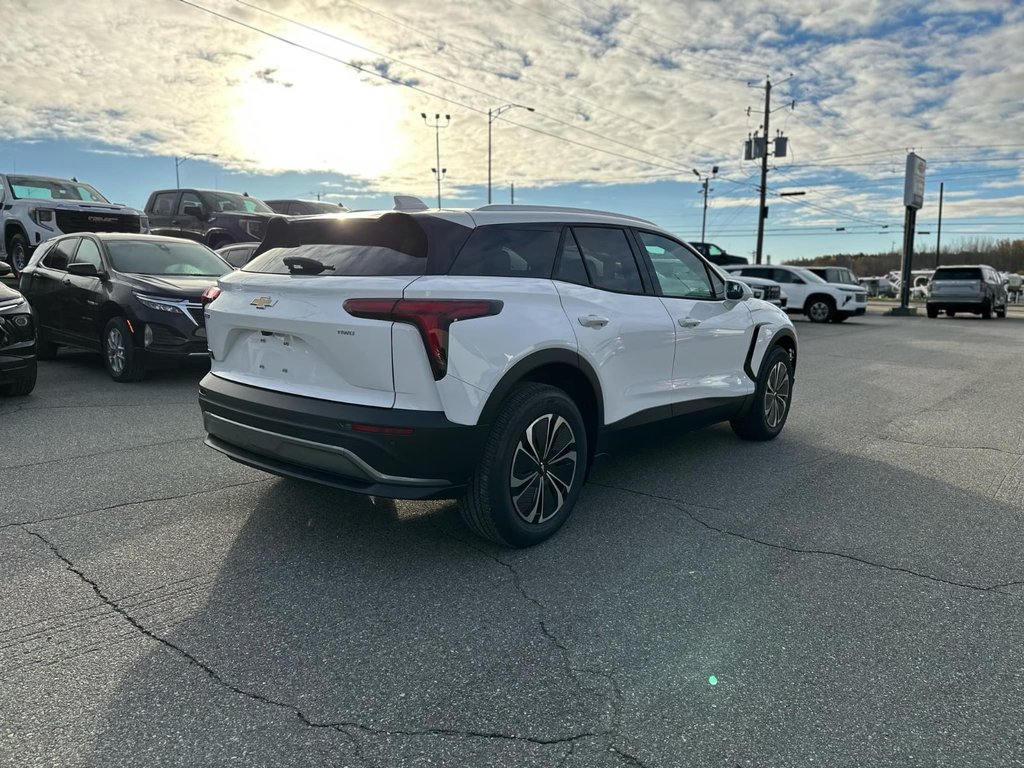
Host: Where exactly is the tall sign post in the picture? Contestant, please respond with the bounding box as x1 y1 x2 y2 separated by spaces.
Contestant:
891 152 926 316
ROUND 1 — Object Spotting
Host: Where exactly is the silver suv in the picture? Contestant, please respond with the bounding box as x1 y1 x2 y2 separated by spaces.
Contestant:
926 265 1008 319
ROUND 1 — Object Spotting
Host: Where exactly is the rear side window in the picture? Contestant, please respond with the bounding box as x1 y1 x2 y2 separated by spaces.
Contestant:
43 238 79 271
150 192 177 216
572 227 644 294
934 267 982 281
449 226 559 278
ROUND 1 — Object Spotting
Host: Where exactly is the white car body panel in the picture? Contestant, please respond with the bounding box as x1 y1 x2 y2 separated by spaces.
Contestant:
554 280 677 425
206 272 416 408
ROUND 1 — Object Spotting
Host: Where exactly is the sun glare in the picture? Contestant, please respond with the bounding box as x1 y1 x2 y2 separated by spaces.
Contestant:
230 36 405 179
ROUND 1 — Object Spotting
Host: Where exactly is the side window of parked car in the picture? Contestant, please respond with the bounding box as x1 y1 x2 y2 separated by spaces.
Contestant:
571 226 644 294
42 238 79 272
637 231 716 299
449 225 560 278
151 192 178 217
73 238 103 270
179 192 203 216
772 269 801 284
553 231 590 286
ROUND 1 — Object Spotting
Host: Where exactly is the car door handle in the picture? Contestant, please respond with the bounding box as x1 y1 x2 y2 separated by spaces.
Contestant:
578 314 609 328
678 318 701 328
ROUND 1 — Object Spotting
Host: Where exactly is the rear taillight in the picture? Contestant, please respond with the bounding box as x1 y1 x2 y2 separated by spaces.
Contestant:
344 298 503 380
201 286 222 305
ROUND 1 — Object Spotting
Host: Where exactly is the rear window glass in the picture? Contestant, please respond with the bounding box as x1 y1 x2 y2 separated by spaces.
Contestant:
449 226 559 278
244 244 426 276
933 268 982 281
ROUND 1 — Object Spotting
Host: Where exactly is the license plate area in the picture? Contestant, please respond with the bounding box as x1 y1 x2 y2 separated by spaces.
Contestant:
249 331 302 376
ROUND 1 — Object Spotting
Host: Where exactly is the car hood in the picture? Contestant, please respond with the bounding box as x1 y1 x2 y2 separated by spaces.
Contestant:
728 274 778 288
26 200 144 215
0 281 26 304
121 273 223 298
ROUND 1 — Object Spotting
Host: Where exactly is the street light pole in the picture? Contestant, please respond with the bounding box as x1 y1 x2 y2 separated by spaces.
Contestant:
488 104 534 204
175 152 219 187
422 113 451 208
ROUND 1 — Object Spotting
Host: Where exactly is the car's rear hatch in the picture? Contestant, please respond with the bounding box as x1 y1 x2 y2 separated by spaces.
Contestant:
203 212 472 408
930 268 983 299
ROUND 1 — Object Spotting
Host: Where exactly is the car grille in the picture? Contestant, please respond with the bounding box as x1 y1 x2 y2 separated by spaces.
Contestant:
55 210 142 234
763 285 780 301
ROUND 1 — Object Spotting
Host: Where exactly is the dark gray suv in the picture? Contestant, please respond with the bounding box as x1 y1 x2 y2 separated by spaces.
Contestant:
144 189 277 251
927 265 1008 319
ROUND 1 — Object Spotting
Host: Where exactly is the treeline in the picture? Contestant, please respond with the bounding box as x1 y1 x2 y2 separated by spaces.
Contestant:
790 237 1024 276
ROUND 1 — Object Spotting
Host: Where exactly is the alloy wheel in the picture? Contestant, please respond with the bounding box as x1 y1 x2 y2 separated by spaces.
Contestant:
764 361 791 429
12 242 27 272
509 413 578 525
106 328 126 375
808 301 830 322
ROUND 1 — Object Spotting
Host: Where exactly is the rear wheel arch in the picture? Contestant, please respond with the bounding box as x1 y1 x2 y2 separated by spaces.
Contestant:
478 350 603 457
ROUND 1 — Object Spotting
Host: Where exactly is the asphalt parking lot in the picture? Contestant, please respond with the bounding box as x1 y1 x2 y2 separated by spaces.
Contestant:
2 308 1023 768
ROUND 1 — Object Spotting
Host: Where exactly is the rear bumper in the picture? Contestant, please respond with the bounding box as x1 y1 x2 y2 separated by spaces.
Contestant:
927 299 986 312
197 373 487 500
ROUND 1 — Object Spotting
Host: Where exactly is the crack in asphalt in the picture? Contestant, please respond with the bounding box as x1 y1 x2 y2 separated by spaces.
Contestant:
23 528 602 762
0 436 203 472
590 483 1024 597
876 435 1024 458
0 478 271 530
609 744 657 768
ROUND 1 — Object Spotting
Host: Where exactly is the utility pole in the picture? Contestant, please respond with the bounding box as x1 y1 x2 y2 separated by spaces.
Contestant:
693 166 718 243
421 113 451 208
745 78 793 264
755 79 771 264
488 104 533 204
510 182 515 205
935 182 944 268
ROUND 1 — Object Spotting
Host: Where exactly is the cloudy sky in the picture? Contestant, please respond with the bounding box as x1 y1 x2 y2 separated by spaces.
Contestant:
1 0 1022 261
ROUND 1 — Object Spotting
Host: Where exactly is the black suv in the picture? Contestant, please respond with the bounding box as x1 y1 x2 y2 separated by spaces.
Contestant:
144 189 278 250
689 242 748 266
19 233 231 381
0 261 36 396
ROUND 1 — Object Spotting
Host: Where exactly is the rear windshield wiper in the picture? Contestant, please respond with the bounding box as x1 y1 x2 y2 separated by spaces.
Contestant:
283 256 335 275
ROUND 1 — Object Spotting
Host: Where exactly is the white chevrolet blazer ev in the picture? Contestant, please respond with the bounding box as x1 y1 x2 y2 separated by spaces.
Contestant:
198 203 797 546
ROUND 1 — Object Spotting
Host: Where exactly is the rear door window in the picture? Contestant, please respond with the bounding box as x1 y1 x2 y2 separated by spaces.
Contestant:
42 238 79 271
449 225 559 278
571 226 645 294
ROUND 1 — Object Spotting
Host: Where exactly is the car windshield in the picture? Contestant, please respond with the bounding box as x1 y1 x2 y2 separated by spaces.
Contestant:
8 175 109 203
200 191 273 214
106 240 231 276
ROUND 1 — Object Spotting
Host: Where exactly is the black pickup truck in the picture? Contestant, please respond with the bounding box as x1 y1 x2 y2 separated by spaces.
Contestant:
144 189 277 250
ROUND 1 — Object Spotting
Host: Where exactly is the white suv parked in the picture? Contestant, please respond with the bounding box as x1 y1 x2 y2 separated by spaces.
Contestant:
198 204 797 546
725 264 866 323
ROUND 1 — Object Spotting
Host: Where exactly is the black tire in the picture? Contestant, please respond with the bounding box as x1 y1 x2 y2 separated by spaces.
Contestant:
101 317 146 382
996 307 1006 318
6 232 30 275
981 301 992 320
805 296 835 323
927 307 939 318
946 310 956 317
35 329 59 360
0 360 37 396
460 383 588 547
731 346 794 442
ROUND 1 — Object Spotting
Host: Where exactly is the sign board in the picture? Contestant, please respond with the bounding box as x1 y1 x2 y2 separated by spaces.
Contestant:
904 153 926 209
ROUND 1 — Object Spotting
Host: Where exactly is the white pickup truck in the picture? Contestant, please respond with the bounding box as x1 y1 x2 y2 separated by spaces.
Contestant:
0 174 148 274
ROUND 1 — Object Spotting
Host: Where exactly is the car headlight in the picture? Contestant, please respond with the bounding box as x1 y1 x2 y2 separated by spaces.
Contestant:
134 292 185 314
140 214 150 232
29 207 55 229
752 287 764 299
243 219 264 238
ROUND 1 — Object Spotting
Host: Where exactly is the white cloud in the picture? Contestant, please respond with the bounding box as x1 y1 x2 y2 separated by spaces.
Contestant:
0 0 1021 226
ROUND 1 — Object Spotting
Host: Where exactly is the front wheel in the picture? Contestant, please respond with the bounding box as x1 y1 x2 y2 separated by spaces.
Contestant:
731 346 794 441
460 383 588 547
7 232 30 275
981 301 992 320
927 307 939 318
102 317 146 382
805 298 834 323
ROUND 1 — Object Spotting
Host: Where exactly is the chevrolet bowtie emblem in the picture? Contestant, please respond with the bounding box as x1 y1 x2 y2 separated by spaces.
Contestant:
250 296 277 309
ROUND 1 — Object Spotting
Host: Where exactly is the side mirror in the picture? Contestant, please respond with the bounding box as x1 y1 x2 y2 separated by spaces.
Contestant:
725 279 753 301
67 262 102 278
0 262 11 277
182 203 205 219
